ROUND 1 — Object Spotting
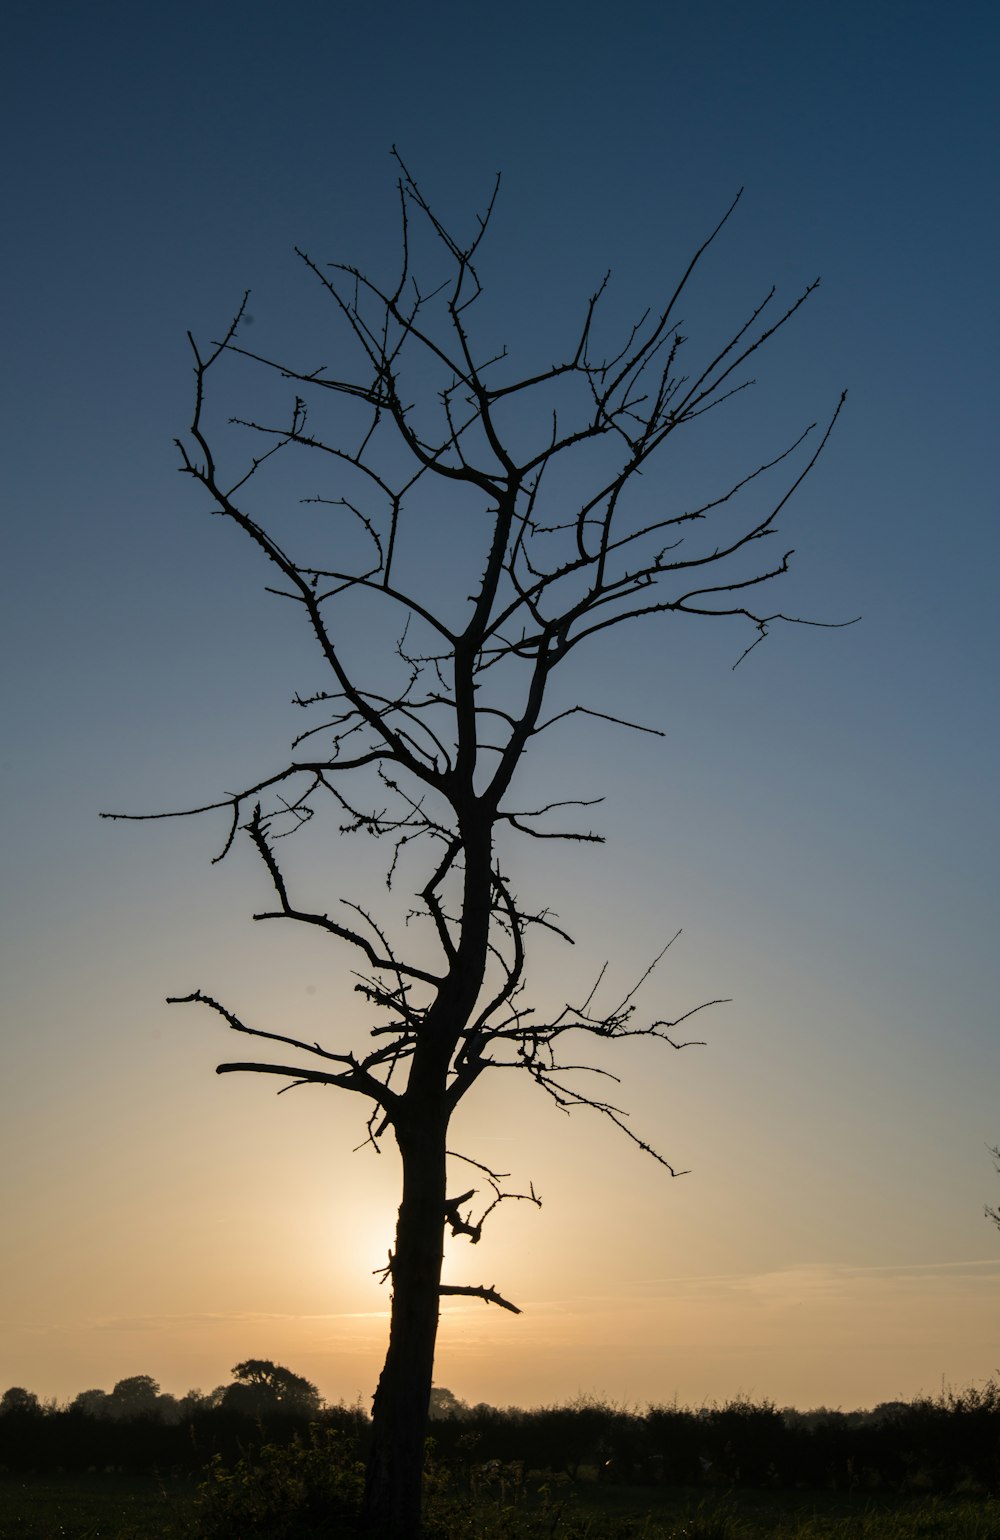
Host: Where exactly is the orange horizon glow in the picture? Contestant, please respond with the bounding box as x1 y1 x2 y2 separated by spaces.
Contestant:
3 1 999 1429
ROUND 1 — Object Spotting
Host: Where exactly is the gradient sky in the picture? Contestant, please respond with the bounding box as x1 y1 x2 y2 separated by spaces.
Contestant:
2 0 998 1414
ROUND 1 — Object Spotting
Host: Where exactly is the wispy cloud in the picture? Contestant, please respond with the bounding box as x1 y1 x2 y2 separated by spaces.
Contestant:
2 1309 392 1338
632 1258 1000 1296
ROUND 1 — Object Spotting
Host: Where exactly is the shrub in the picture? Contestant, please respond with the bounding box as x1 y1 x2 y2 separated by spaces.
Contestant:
192 1425 365 1539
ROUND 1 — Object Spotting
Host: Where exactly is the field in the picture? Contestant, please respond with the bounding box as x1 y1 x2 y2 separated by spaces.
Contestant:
0 1472 194 1539
3 1472 1000 1540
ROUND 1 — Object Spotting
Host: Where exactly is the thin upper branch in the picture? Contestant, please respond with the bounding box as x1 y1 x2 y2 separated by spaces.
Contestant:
120 167 848 1200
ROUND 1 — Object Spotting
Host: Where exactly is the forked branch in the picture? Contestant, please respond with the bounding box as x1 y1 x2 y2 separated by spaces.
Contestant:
107 164 847 1285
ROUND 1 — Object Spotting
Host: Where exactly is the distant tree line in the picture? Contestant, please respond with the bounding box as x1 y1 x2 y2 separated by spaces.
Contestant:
2 1371 999 1495
0 1361 362 1477
2 1359 321 1424
425 1385 1000 1495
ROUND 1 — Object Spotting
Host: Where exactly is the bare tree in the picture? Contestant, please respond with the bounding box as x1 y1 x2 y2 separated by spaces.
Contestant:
988 1146 1000 1232
104 153 847 1536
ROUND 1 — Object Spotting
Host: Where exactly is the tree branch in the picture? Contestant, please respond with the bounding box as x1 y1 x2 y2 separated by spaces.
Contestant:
439 1283 522 1315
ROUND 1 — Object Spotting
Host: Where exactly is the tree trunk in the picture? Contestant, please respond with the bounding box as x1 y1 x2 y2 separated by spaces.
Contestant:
363 1110 448 1537
363 829 493 1535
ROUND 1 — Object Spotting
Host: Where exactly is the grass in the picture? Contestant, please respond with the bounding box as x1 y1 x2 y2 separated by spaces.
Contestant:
0 1472 196 1539
3 1473 1000 1540
435 1482 1000 1539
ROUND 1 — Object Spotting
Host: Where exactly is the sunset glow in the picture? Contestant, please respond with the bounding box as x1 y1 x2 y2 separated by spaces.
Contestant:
2 0 998 1419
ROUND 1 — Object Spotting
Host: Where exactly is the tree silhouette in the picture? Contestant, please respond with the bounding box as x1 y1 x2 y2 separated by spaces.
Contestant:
106 1374 161 1420
428 1385 468 1420
223 1358 321 1418
988 1146 1000 1232
104 153 848 1535
69 1388 109 1418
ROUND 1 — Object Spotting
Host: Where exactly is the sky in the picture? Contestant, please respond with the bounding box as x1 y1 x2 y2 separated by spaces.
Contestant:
2 0 998 1414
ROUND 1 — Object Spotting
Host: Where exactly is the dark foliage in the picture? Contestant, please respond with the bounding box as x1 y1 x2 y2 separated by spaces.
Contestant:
422 1385 1000 1496
194 1425 365 1540
222 1359 322 1419
4 1381 998 1501
0 1396 367 1478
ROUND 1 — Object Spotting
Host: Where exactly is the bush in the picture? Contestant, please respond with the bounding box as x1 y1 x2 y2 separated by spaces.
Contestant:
192 1425 365 1539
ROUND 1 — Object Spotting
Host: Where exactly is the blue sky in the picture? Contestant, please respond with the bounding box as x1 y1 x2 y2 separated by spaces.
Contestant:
2 0 998 1408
